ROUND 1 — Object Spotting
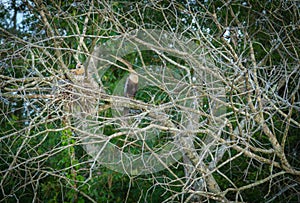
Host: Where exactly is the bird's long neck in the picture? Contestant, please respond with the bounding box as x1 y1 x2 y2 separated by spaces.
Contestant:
111 55 134 72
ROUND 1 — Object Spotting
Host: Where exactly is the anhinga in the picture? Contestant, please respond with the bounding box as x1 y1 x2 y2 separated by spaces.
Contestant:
112 56 139 115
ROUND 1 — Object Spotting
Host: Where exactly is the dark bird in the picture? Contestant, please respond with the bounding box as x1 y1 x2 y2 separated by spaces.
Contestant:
112 56 139 115
124 67 139 98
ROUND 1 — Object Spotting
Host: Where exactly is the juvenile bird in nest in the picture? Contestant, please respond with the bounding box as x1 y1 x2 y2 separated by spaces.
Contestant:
68 62 99 116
